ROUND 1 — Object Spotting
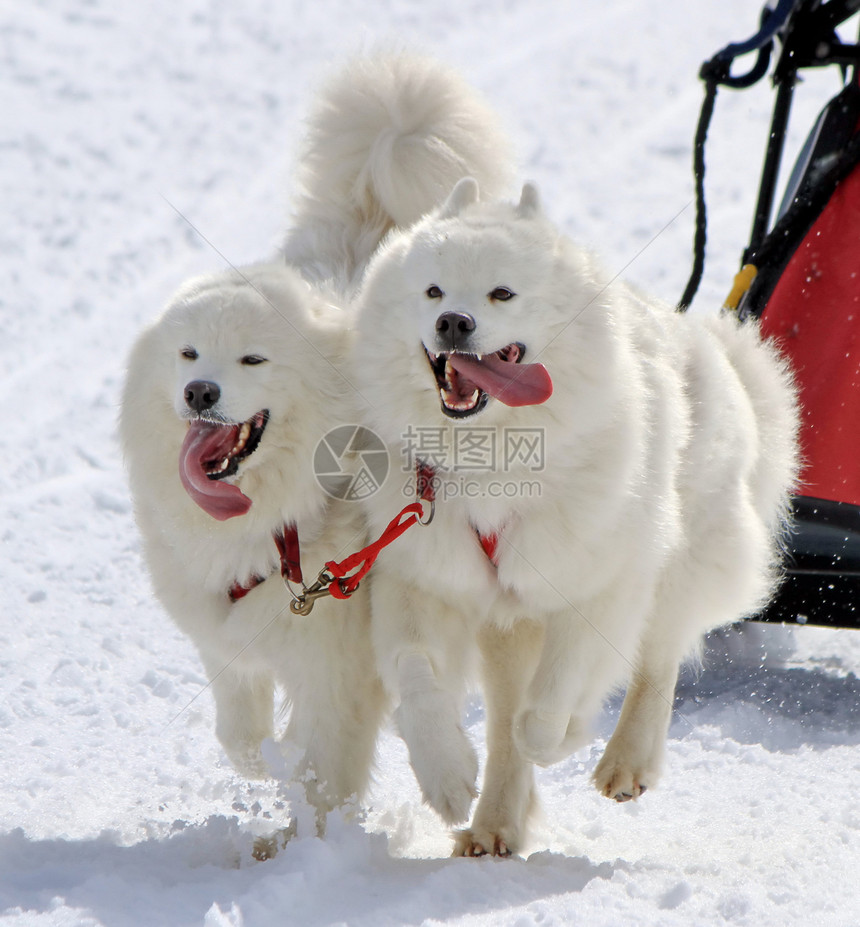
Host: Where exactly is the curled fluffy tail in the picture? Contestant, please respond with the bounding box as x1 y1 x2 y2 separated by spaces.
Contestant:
282 51 513 287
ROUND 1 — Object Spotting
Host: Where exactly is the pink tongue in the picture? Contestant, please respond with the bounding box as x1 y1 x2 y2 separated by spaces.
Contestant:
448 353 553 407
179 421 252 520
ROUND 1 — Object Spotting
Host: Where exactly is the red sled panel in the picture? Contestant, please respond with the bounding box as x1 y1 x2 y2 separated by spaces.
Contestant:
760 165 860 506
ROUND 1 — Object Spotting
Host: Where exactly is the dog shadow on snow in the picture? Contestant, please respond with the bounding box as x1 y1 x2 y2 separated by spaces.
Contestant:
666 622 860 750
0 815 619 927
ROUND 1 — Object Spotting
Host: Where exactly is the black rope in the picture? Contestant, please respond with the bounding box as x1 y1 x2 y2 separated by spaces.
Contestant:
677 77 719 311
676 1 804 311
677 0 860 313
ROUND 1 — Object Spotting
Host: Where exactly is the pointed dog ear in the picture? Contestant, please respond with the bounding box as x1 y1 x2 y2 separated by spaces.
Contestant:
516 182 541 218
439 177 480 218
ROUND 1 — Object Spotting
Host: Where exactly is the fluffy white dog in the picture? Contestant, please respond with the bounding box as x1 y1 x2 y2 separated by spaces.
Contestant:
119 53 512 837
352 178 799 855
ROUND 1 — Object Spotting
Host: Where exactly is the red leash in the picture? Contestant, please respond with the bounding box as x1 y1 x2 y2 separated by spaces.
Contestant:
233 460 500 613
323 458 501 598
324 461 436 599
289 462 436 614
325 501 426 598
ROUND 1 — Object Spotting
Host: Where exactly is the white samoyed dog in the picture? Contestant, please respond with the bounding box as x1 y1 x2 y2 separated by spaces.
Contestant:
119 53 512 837
352 177 799 855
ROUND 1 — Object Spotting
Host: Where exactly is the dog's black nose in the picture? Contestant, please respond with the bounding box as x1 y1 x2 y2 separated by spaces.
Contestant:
435 311 476 351
184 380 221 413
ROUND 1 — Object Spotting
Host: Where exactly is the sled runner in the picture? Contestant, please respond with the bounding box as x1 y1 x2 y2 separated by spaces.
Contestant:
681 0 860 627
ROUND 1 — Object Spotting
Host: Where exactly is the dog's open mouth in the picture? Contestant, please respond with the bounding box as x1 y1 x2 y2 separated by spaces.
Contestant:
179 411 268 520
424 344 553 418
195 410 268 482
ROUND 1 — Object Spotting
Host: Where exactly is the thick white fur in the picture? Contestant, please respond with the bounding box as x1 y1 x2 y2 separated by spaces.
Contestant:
120 52 514 834
352 178 799 855
282 52 511 288
121 267 388 829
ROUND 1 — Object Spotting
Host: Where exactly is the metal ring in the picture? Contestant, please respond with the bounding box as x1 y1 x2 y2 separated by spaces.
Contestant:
419 498 435 526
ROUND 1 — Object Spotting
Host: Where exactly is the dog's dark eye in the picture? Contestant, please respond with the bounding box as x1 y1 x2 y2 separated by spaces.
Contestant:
241 354 268 366
426 285 444 299
180 347 198 360
489 287 516 302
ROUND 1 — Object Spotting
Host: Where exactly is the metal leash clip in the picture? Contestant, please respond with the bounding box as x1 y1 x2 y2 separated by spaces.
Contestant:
288 570 335 616
418 497 435 526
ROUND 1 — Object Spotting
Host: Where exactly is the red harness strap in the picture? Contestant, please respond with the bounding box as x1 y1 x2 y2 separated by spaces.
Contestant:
478 532 500 565
273 526 303 584
414 462 501 566
227 523 301 602
228 575 264 603
416 460 436 503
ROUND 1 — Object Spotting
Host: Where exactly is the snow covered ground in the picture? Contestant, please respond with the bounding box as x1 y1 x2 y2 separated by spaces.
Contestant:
3 1 860 924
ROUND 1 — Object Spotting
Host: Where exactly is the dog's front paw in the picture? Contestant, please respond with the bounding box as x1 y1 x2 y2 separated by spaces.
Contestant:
453 828 514 858
395 694 478 824
592 747 655 802
514 708 586 767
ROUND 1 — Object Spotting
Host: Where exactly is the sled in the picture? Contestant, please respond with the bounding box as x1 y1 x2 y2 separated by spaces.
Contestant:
681 0 860 628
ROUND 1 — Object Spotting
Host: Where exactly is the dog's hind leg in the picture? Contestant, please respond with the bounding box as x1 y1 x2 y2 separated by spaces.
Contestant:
454 619 542 858
591 633 680 802
591 572 697 801
593 532 770 802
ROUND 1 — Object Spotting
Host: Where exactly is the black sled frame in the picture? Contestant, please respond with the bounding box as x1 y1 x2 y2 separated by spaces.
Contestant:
681 0 860 628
